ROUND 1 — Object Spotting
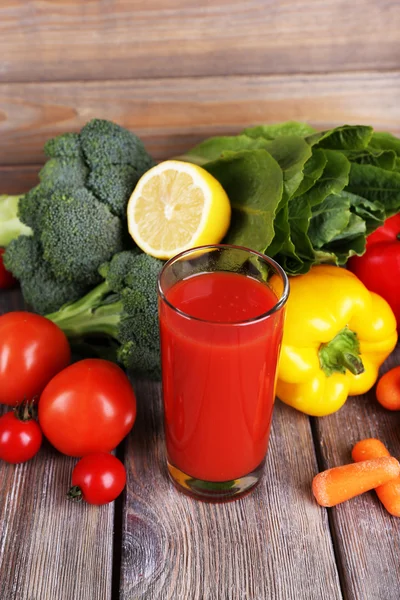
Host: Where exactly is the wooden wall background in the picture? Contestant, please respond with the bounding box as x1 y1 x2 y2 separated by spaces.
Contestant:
1 0 400 194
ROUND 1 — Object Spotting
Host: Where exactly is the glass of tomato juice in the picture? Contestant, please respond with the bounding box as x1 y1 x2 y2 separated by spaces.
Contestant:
157 245 289 501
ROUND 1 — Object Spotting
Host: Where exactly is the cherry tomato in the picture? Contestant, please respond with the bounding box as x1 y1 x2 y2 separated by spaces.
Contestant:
376 366 400 411
0 404 42 463
39 359 136 457
0 312 71 406
0 248 17 289
68 452 126 505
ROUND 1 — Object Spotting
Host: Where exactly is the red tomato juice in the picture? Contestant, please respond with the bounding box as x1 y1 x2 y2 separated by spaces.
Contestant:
159 271 284 482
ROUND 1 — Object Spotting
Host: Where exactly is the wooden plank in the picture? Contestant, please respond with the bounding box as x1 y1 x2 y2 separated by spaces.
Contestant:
0 291 114 600
0 71 399 166
313 346 400 600
0 1 399 83
0 165 40 194
120 380 342 599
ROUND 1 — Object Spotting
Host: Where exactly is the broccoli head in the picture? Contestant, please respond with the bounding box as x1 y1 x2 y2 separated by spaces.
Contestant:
44 132 83 160
38 156 89 191
87 163 140 218
46 251 163 379
40 188 125 285
2 119 155 314
80 118 155 175
4 236 88 314
18 186 46 231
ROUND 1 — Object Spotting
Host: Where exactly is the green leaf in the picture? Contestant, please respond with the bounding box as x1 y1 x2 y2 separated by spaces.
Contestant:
315 213 367 266
243 121 316 140
347 162 400 217
345 148 396 170
262 136 312 181
260 137 312 264
308 193 352 249
265 198 291 257
326 212 366 244
204 150 283 252
274 150 350 272
293 148 327 198
285 195 314 266
346 191 385 234
176 135 271 166
267 149 349 272
180 134 312 189
313 232 366 266
306 150 350 207
306 125 373 151
268 191 308 275
368 132 400 155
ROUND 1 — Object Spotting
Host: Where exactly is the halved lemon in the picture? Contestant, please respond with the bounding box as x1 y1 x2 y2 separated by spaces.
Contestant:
127 160 231 259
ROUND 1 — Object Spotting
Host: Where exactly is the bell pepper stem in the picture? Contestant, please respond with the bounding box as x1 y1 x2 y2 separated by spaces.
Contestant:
342 352 365 376
319 327 365 377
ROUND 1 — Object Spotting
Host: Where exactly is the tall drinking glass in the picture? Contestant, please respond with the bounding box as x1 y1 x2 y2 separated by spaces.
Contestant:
158 245 289 501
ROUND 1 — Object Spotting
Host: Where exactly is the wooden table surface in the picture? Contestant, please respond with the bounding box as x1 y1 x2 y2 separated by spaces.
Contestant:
1 286 400 600
1 3 400 598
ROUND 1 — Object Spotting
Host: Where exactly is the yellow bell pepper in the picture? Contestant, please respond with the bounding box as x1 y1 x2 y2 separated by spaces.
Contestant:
271 265 398 417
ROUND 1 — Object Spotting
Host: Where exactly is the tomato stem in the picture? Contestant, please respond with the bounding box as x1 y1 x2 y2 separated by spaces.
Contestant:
14 400 37 422
67 486 84 502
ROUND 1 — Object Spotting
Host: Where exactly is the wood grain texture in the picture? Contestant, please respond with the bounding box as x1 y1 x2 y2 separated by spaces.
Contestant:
1 71 399 166
0 166 40 194
121 380 342 600
0 0 399 83
313 346 400 600
0 291 114 600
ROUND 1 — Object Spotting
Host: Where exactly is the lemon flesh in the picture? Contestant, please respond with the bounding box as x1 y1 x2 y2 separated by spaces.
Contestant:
127 160 231 259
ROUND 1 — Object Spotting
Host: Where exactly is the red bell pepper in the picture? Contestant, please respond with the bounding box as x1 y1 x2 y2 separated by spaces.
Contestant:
347 213 400 328
0 248 17 289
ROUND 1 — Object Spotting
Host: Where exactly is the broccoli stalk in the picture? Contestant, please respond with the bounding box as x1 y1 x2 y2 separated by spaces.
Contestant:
45 251 163 380
46 282 122 338
0 195 32 247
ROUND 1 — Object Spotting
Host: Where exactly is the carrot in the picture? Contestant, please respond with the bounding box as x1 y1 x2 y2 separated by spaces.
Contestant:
376 366 400 411
352 438 400 517
312 456 400 507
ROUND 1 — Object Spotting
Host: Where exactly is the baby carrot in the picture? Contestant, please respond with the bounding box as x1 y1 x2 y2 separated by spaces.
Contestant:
352 438 400 517
312 456 400 507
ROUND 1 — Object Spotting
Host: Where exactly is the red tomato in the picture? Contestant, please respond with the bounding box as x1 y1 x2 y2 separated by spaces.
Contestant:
39 359 136 457
0 248 17 289
0 406 43 464
376 366 400 411
68 452 126 505
0 312 71 406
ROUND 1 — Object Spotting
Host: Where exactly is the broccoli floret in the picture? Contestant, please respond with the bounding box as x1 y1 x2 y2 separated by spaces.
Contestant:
87 163 140 217
80 118 155 175
4 236 88 314
46 251 163 379
0 195 32 247
40 188 125 285
39 157 89 191
44 132 82 160
18 187 44 231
